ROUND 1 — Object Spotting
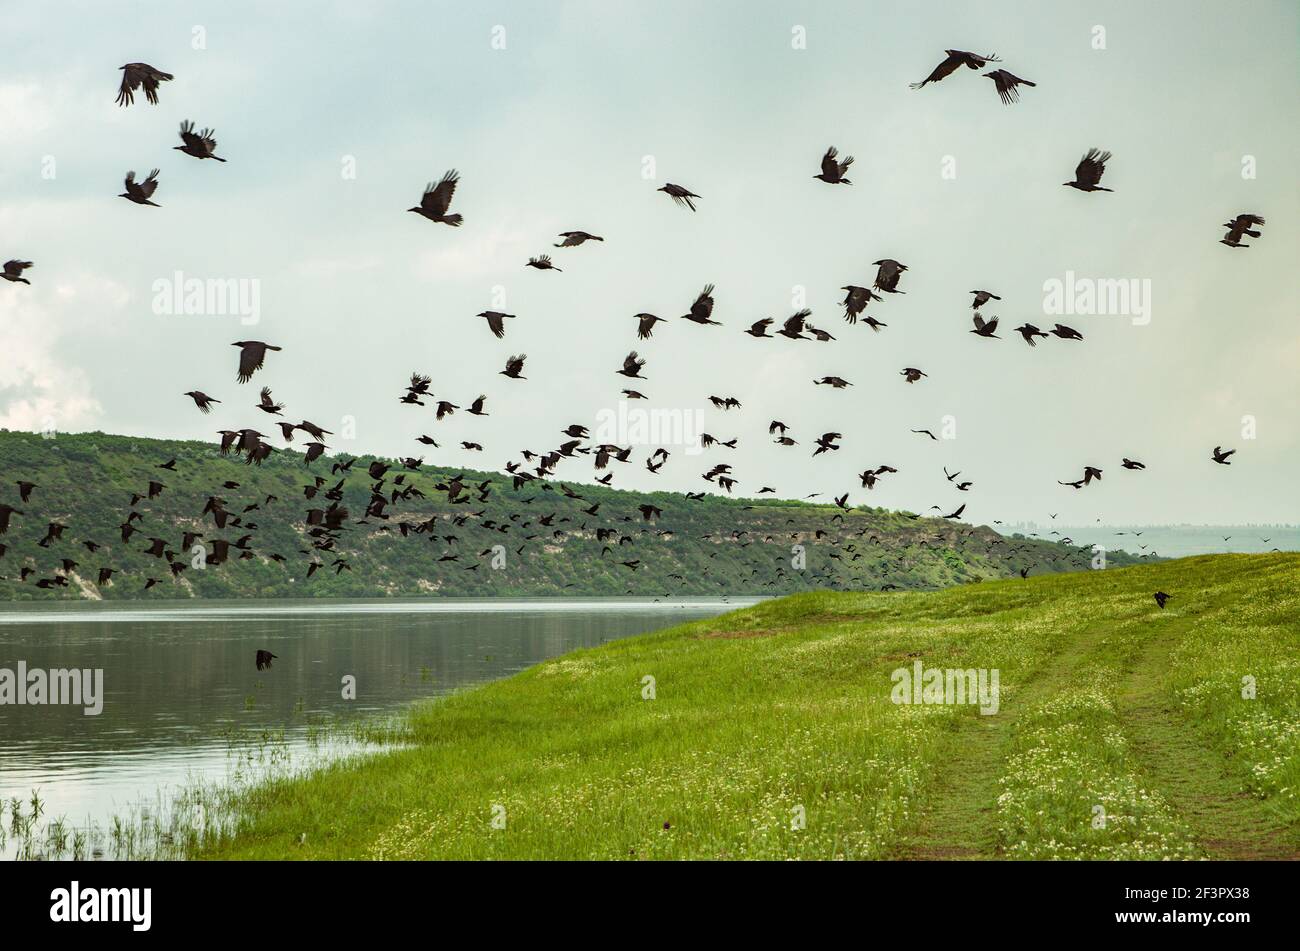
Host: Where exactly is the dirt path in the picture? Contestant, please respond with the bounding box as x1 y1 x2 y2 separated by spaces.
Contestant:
893 623 1110 859
894 614 1299 860
1116 631 1300 860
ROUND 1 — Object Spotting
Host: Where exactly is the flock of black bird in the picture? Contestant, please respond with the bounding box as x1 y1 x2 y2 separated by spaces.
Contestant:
0 51 1273 654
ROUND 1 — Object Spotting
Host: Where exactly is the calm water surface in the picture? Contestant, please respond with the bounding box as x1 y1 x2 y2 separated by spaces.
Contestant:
0 597 751 855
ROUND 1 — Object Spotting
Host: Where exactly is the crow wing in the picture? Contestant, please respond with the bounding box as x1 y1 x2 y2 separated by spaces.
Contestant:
692 284 715 319
238 344 266 383
421 170 459 216
820 147 840 178
1075 149 1110 188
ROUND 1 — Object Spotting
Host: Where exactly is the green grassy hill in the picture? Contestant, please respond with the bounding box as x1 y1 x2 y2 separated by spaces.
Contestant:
0 429 1139 600
199 554 1299 860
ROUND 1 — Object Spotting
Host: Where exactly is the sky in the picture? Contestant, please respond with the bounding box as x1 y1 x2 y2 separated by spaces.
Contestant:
0 0 1297 527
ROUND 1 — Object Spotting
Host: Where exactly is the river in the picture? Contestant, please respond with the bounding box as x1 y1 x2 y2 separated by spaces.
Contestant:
0 597 751 858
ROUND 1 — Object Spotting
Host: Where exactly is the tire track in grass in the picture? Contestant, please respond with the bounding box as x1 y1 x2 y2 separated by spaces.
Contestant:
893 620 1110 860
893 713 1004 859
1117 625 1300 860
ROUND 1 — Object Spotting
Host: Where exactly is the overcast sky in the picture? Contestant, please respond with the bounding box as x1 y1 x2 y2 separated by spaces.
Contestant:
1 0 1296 527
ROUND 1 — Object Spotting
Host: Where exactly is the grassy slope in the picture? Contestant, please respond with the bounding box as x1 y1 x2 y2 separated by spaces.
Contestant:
0 429 1139 600
201 553 1299 860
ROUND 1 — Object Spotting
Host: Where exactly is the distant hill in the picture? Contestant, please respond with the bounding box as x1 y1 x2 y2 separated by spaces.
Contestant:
0 430 1145 601
1000 523 1300 559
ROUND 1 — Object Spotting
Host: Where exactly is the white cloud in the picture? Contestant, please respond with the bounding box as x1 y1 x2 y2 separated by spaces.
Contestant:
0 82 51 141
0 274 130 432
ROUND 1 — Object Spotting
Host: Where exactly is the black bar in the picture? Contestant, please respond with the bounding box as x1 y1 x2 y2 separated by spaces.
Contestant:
2 859 1286 937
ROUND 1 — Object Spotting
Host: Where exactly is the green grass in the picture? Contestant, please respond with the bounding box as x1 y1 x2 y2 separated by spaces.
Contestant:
199 554 1300 860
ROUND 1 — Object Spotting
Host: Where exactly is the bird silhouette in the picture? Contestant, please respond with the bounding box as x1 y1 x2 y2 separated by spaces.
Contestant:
174 120 225 161
0 504 21 534
555 231 603 247
476 311 514 339
526 254 561 272
1013 323 1049 346
970 314 1000 338
841 285 882 323
873 259 909 294
814 146 853 184
232 341 281 383
116 63 172 106
680 285 720 325
813 432 842 455
635 313 665 339
408 170 463 225
658 183 700 211
617 351 647 379
910 50 1000 89
256 387 284 415
777 310 811 339
120 169 161 206
984 68 1036 104
183 390 220 413
500 354 527 379
1063 149 1113 192
1220 214 1265 248
1 260 33 285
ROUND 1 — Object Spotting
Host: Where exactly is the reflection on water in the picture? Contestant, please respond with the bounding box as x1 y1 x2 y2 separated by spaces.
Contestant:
0 597 750 858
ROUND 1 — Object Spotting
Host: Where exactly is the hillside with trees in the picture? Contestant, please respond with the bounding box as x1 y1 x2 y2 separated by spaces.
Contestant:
0 430 1144 601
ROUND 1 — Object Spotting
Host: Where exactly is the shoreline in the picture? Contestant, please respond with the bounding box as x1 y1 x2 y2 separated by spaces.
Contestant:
194 554 1300 861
